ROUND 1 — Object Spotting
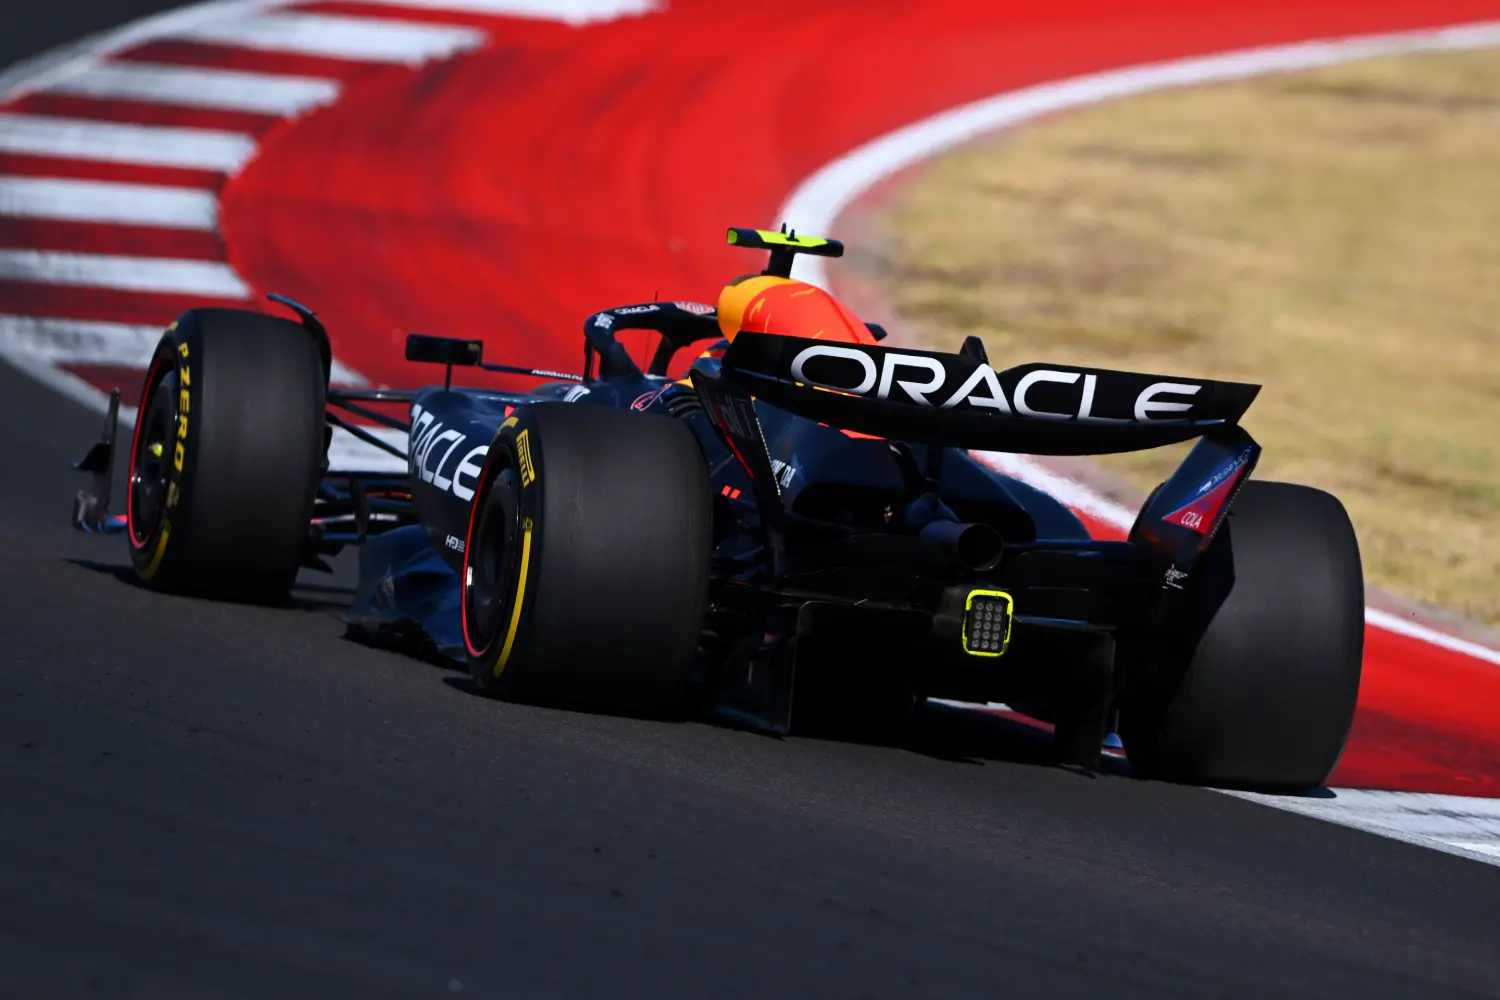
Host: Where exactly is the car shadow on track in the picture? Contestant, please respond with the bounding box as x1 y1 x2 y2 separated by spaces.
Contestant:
905 702 1135 780
63 557 357 613
442 664 1135 783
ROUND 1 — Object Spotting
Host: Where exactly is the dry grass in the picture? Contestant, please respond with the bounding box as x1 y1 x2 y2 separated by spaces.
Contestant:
873 48 1500 625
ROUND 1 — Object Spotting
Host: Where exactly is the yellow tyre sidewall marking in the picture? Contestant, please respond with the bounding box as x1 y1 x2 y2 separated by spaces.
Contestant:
140 523 172 580
516 429 535 487
493 517 533 678
139 332 192 578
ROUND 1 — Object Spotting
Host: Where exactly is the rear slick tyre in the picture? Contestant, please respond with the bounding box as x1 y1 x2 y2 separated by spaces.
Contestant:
1121 480 1364 791
461 403 711 718
126 309 325 605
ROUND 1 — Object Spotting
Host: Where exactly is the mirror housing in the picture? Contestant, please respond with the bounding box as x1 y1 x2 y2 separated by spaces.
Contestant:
406 334 482 367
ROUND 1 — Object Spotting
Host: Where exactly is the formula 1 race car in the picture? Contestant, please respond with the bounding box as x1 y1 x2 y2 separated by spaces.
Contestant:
71 227 1364 791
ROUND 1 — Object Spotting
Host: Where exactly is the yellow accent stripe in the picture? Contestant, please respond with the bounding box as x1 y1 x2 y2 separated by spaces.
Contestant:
753 229 828 247
726 227 830 249
493 518 533 677
140 523 171 580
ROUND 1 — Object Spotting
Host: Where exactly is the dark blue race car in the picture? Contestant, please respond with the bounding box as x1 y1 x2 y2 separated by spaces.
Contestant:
72 227 1365 791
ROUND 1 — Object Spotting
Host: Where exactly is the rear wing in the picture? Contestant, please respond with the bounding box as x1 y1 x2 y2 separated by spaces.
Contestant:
720 332 1259 456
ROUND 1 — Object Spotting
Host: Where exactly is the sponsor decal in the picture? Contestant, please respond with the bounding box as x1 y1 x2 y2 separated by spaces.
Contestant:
408 403 488 501
614 304 659 315
631 387 667 411
593 313 614 329
1160 448 1253 534
786 343 1207 423
673 301 715 316
1164 565 1190 590
713 393 759 440
769 458 796 489
173 341 190 472
445 534 466 553
562 385 591 403
450 448 487 501
516 429 536 488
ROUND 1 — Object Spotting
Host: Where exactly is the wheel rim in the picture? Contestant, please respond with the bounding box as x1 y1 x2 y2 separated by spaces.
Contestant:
130 369 177 545
467 465 521 651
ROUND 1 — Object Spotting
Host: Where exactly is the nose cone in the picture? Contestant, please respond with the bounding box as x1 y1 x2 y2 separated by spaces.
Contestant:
717 275 878 345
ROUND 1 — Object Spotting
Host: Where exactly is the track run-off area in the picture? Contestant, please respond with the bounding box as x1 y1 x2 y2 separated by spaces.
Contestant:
3 1 1500 996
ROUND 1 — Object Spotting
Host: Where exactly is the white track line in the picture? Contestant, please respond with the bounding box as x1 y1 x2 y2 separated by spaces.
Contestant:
0 249 250 297
171 12 487 65
0 176 219 229
976 450 1135 531
347 0 659 24
0 114 256 171
1361 608 1500 666
48 62 341 116
782 20 1500 290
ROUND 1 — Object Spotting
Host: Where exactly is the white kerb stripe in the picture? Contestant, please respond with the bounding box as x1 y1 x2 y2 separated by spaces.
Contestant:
0 0 297 101
328 426 408 474
0 314 163 364
0 249 250 298
173 13 486 65
0 177 218 229
0 114 255 171
0 315 368 385
1224 788 1500 869
346 0 658 24
48 62 341 116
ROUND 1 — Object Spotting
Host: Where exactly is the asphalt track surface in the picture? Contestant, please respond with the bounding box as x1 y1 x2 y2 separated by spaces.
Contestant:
3 6 1500 1000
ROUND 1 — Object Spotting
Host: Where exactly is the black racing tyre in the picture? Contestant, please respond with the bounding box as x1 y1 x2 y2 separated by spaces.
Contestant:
126 309 325 604
1121 480 1364 790
461 402 712 718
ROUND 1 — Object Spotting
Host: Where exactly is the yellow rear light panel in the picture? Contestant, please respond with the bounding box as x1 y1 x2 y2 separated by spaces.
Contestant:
963 590 1014 657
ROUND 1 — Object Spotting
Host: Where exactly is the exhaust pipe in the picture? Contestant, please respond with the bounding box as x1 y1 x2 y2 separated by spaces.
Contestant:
918 520 1004 573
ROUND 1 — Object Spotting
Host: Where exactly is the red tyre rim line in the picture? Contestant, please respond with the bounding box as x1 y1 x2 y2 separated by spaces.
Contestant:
459 439 509 660
125 352 171 551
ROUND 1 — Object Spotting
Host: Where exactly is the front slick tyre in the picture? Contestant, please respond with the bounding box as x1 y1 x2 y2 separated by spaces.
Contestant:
462 403 711 719
126 309 325 605
1122 481 1364 791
